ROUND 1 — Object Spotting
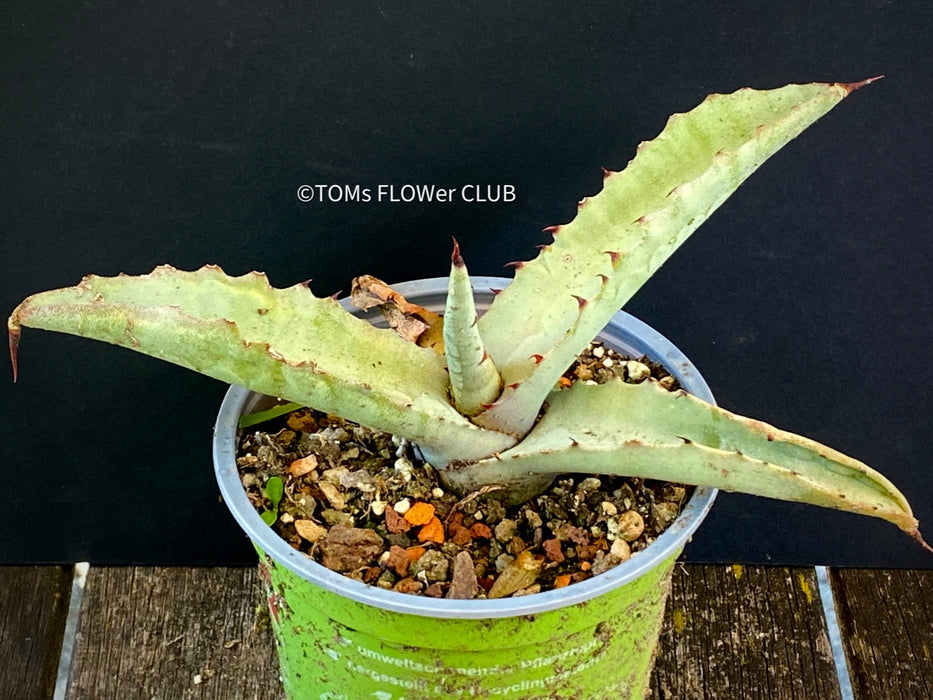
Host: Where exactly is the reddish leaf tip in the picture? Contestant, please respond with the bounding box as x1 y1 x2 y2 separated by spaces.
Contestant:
910 528 933 554
503 260 525 270
451 237 464 267
542 225 561 234
571 294 588 310
8 324 21 383
529 353 544 365
490 288 502 296
841 75 884 94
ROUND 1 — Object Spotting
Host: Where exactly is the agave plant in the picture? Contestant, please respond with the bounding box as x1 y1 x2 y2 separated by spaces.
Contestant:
9 80 929 550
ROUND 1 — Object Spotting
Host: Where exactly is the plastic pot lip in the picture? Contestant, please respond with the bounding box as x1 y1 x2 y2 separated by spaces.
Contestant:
213 277 718 620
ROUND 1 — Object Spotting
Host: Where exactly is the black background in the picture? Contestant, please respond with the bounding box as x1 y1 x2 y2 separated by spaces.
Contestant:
2 2 930 567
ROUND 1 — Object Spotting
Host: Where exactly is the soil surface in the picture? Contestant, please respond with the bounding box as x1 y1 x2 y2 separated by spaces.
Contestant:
235 341 690 599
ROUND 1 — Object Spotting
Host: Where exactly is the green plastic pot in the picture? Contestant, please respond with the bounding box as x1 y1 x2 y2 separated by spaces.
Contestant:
213 278 717 700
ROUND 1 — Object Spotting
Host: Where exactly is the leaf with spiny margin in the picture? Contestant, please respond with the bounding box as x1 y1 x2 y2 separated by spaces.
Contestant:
444 240 502 415
8 265 516 462
475 81 876 438
454 379 926 543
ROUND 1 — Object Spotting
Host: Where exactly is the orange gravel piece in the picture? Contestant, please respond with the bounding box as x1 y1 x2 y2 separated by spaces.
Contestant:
404 501 436 526
417 516 446 544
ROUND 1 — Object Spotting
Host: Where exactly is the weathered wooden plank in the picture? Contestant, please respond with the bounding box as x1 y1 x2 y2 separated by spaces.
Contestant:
651 565 841 699
66 567 282 699
830 568 933 700
0 566 72 700
64 565 851 698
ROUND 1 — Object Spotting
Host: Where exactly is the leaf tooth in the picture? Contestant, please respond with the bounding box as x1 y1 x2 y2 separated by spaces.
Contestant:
504 260 526 270
490 288 502 296
541 224 561 235
535 243 550 252
597 273 610 286
124 323 140 347
603 250 622 267
571 295 588 310
529 353 544 365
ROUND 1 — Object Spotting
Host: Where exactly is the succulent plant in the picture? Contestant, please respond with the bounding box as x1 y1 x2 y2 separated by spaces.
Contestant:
9 80 929 550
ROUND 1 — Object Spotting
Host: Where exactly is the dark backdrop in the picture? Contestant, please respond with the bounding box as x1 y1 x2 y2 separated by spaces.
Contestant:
2 2 930 566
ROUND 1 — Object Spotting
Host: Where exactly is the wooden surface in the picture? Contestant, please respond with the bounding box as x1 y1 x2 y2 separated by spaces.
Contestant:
65 567 281 699
651 565 840 699
5 564 932 699
831 568 933 700
0 566 72 700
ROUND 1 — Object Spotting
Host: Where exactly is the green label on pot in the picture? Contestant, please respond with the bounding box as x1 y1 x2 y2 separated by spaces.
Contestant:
259 551 678 700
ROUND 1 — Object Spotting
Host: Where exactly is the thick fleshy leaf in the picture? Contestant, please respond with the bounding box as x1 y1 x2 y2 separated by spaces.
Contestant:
9 265 516 461
444 240 501 415
453 379 925 542
475 80 876 438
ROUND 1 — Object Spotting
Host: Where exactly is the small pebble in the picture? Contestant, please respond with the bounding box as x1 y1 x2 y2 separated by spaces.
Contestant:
494 519 519 543
393 498 412 514
592 346 605 358
618 510 645 542
610 538 632 562
601 501 618 516
370 500 387 516
626 361 651 383
431 487 445 499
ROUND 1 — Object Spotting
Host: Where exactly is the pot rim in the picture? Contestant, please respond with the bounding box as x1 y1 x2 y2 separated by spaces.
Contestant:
213 277 717 619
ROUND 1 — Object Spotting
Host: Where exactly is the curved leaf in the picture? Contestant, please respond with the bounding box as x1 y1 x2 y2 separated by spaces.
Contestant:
9 265 516 461
475 81 875 437
456 379 925 541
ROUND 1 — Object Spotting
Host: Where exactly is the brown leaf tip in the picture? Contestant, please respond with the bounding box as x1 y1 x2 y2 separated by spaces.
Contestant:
529 353 544 365
451 237 464 267
504 260 525 270
542 224 562 236
909 528 933 554
571 294 588 310
8 323 21 383
840 75 884 95
604 250 622 265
